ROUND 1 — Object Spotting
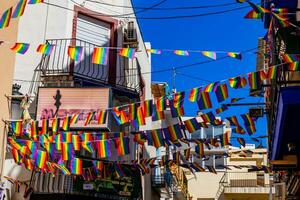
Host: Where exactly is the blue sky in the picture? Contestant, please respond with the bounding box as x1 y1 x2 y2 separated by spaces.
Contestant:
132 0 267 147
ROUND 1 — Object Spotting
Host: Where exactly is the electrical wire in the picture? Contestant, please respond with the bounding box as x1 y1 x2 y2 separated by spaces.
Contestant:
42 1 251 20
83 0 240 10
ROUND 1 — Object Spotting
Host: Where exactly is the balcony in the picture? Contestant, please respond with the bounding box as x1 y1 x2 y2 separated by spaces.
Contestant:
29 169 142 200
34 38 144 95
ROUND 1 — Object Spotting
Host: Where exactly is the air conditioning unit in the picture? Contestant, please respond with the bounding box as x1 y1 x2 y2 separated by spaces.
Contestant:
124 21 138 48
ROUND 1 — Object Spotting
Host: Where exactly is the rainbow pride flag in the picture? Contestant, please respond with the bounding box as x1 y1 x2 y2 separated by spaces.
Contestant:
173 92 185 108
35 150 48 170
164 124 183 142
119 48 136 59
71 158 82 175
215 83 229 103
51 118 60 133
10 43 30 54
174 50 189 56
248 72 261 90
68 46 83 61
204 82 219 93
216 104 228 114
184 118 201 133
114 163 125 178
137 106 146 126
134 132 146 145
72 135 81 151
248 1 270 13
245 125 256 135
11 121 22 136
128 103 137 120
12 0 27 18
282 54 300 63
221 131 231 146
114 137 130 156
272 12 290 27
151 129 164 148
61 116 71 131
237 138 246 147
82 141 94 153
226 116 240 127
69 113 80 125
195 143 204 157
147 49 162 54
156 97 167 111
143 100 153 117
227 52 242 60
61 143 73 161
92 47 109 65
189 87 201 102
197 91 212 110
97 110 107 124
288 62 299 71
24 158 34 171
241 113 255 127
84 111 95 126
92 160 104 172
201 112 216 123
244 9 262 19
30 120 38 140
201 51 216 60
36 44 55 55
146 131 153 146
228 76 247 89
152 104 165 121
12 148 22 164
96 140 111 158
169 102 185 117
0 8 12 29
233 126 246 134
28 0 44 4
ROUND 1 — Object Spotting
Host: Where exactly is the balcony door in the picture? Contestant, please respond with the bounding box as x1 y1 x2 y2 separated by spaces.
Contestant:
73 12 114 83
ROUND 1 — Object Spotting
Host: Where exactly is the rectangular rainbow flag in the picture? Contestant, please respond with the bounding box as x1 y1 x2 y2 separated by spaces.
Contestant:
151 129 164 148
84 111 95 126
204 82 219 93
267 66 280 79
174 50 189 56
202 51 217 60
35 150 48 170
72 135 81 151
114 163 125 178
143 100 153 117
51 118 60 133
189 87 201 102
97 110 107 124
24 158 34 171
119 48 136 59
152 104 165 121
228 76 247 89
195 142 204 157
28 0 44 4
61 143 73 161
36 44 55 55
201 111 216 123
170 102 185 117
68 46 83 61
216 104 228 114
241 113 255 126
233 126 246 134
282 54 300 63
184 118 201 133
164 124 183 142
92 160 104 172
156 97 166 111
128 103 137 120
11 121 22 136
197 91 212 110
61 116 71 131
215 83 229 103
82 142 94 153
288 62 299 71
70 113 80 125
248 1 270 13
244 9 262 19
30 120 38 140
146 131 153 146
12 0 27 18
12 148 22 165
147 49 162 54
173 91 185 108
96 140 111 158
114 137 130 156
226 116 240 127
245 125 256 135
227 52 242 60
92 47 109 65
248 72 261 90
134 132 146 145
221 131 231 146
10 43 30 54
0 7 12 29
137 106 146 126
71 158 82 175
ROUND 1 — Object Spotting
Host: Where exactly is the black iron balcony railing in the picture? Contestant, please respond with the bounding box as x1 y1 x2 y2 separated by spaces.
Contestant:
35 38 143 94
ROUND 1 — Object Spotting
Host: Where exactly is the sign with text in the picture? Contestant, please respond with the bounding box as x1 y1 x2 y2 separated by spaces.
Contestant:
36 88 110 128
